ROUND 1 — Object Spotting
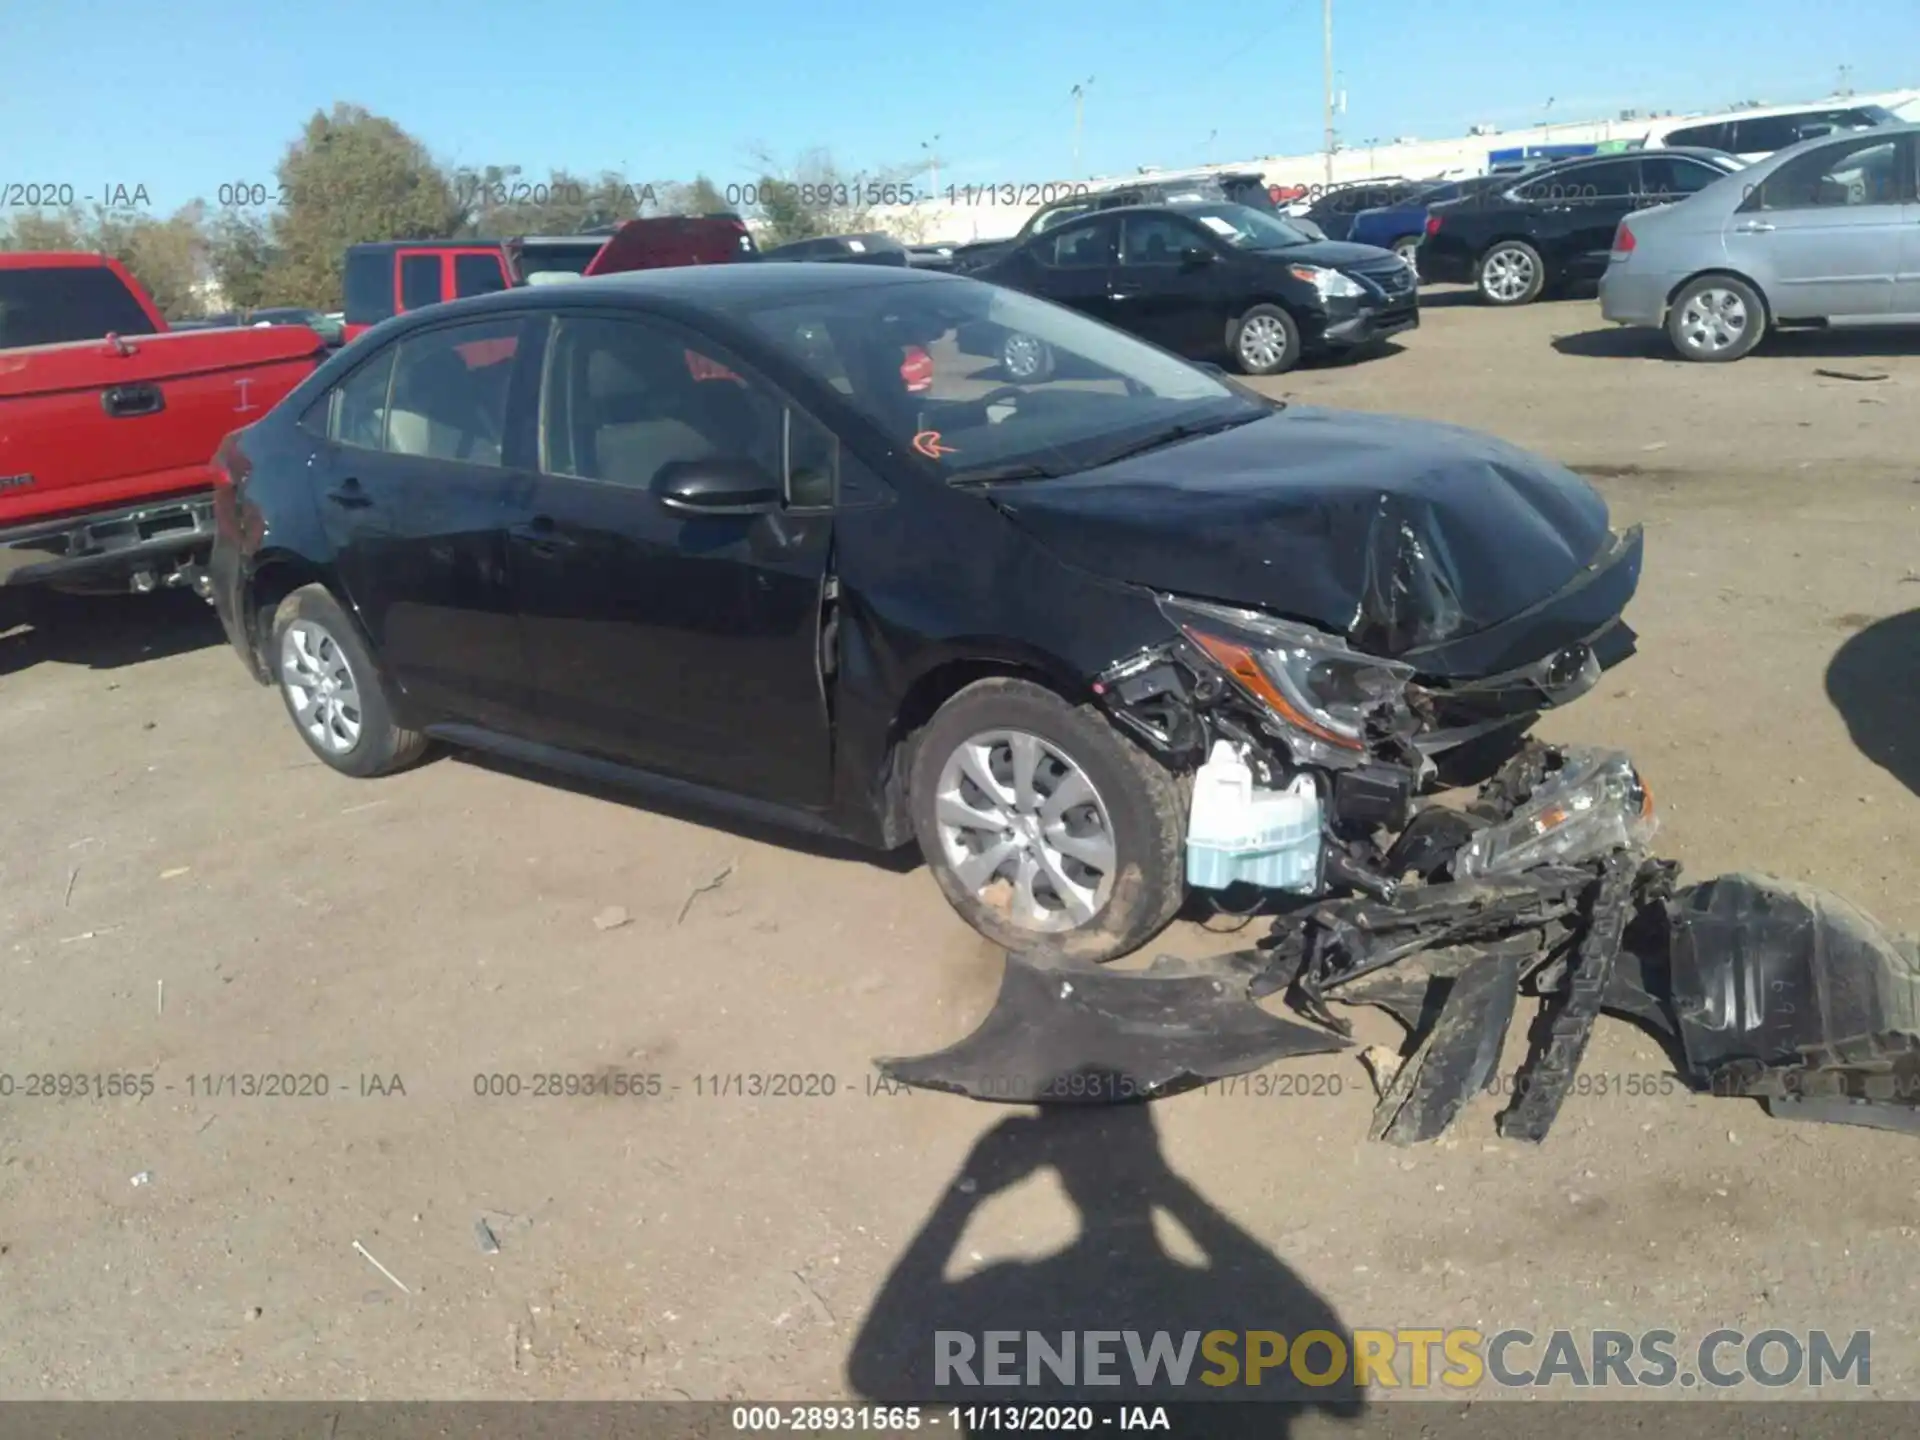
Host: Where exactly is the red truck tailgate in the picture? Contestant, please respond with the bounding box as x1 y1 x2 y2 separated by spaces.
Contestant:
0 326 325 528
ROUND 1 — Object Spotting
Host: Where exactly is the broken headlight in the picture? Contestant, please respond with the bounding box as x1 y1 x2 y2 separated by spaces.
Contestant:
1453 748 1657 880
1159 594 1414 767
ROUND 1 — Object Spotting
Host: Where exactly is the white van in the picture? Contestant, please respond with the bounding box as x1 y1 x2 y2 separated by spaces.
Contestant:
1639 101 1901 162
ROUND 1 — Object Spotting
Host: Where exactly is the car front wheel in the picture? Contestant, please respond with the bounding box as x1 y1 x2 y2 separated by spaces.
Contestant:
270 584 429 778
1228 303 1301 376
1666 275 1766 362
908 678 1186 961
1477 240 1545 305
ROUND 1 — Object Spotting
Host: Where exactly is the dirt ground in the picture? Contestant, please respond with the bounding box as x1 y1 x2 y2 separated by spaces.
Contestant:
3 288 1919 1408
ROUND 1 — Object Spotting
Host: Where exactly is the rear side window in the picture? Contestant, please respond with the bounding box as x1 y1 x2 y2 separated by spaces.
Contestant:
1732 114 1826 154
454 252 509 298
384 318 523 465
399 254 441 312
1035 219 1115 268
1119 213 1202 264
1664 122 1733 150
0 265 157 349
342 250 394 325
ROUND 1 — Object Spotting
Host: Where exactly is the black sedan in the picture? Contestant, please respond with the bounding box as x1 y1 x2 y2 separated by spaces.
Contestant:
209 264 1639 962
1417 148 1745 305
762 232 911 266
965 200 1417 376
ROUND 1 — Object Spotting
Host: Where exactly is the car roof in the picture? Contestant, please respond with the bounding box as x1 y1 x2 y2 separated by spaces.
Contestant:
1654 98 1903 129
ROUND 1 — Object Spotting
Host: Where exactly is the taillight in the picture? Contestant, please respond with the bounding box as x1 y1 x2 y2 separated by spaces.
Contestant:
1424 215 1443 237
1613 222 1636 256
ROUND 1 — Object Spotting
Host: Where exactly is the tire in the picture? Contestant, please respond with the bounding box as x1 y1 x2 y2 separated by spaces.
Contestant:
1665 275 1766 362
1476 240 1546 306
268 584 429 778
1000 331 1054 382
908 677 1186 962
1227 303 1301 376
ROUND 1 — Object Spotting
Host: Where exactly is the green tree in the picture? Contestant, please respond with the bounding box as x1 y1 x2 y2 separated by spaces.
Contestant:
90 202 210 318
206 210 278 312
0 206 90 251
659 174 730 216
263 103 464 309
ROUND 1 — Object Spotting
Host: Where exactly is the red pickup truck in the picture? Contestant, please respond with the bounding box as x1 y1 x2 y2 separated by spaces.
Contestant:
0 253 326 595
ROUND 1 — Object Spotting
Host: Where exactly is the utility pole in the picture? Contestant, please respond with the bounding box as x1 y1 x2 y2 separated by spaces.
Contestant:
1837 64 1854 97
1072 77 1095 177
1322 0 1335 185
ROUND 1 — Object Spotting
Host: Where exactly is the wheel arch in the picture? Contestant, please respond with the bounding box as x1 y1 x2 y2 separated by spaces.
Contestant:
242 550 332 680
872 648 1089 848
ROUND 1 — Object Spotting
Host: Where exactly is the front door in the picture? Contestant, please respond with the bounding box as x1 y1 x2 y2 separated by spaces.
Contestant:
511 312 835 808
310 315 539 731
1727 132 1909 320
1108 211 1227 356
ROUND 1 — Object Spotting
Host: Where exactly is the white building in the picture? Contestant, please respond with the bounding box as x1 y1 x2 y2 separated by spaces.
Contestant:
875 88 1920 245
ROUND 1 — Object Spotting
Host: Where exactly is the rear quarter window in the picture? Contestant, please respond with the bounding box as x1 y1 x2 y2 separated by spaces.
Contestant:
0 265 157 349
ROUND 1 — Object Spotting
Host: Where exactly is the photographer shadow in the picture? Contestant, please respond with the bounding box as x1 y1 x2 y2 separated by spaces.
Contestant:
845 1104 1365 1434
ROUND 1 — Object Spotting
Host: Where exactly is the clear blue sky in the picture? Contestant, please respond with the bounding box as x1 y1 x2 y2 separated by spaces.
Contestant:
3 0 1917 215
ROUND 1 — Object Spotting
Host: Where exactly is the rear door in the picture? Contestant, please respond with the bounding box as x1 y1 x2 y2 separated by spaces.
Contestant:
1108 212 1228 355
511 311 835 806
305 315 540 730
1729 132 1909 319
1544 159 1642 278
451 249 513 299
1013 215 1121 323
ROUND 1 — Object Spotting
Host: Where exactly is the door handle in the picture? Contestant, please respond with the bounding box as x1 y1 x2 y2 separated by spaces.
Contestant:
101 382 164 418
325 478 372 509
1735 221 1776 233
512 515 578 555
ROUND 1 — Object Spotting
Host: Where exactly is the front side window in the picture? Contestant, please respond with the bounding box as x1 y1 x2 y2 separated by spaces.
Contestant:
1034 218 1116 269
1028 201 1095 236
739 272 1269 485
785 407 838 508
1119 213 1205 265
0 266 158 349
384 319 522 465
1754 136 1904 210
539 315 783 490
398 254 441 311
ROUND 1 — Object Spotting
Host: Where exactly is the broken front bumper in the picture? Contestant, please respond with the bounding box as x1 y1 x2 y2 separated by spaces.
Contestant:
879 744 1920 1146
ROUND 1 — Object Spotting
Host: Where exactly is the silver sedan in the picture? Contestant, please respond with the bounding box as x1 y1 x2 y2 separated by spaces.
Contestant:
1600 121 1920 361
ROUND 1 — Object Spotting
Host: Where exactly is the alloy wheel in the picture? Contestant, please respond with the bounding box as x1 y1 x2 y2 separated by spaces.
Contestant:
280 618 363 755
1676 287 1750 355
1002 333 1046 381
933 728 1117 933
1237 313 1291 371
1482 246 1536 302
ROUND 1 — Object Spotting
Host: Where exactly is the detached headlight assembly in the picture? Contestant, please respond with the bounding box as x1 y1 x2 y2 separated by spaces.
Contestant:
1288 264 1367 300
1159 594 1413 766
1454 749 1657 879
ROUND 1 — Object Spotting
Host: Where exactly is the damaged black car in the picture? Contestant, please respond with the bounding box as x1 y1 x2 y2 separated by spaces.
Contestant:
211 265 1915 1146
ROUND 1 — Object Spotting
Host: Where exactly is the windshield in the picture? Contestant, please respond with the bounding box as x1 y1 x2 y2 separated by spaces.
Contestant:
738 276 1270 482
1176 203 1314 250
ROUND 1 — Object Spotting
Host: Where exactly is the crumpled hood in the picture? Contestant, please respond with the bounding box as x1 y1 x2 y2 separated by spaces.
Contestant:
988 406 1616 658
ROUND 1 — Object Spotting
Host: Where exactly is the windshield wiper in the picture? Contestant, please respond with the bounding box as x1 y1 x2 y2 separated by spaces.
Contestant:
945 461 1064 486
1082 412 1263 468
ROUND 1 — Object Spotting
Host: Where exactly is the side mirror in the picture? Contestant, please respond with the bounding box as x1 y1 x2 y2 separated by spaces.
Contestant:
1180 246 1217 269
653 457 782 516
